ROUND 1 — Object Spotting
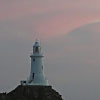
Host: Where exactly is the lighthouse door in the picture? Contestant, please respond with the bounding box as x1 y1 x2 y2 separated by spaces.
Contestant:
33 73 34 80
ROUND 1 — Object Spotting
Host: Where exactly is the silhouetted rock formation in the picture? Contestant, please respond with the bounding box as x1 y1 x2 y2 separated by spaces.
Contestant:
0 85 63 100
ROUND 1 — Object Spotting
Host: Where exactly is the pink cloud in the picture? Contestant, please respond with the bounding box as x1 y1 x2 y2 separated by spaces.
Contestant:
0 0 100 39
33 12 100 39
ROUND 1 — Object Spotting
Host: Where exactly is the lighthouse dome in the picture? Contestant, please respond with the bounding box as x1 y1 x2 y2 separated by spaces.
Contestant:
33 41 40 47
33 41 41 54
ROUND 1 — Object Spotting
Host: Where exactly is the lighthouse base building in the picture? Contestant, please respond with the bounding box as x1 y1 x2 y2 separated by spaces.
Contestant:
20 41 48 86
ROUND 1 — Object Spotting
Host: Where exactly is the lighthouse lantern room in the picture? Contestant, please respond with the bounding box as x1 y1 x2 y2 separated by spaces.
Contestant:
20 41 48 86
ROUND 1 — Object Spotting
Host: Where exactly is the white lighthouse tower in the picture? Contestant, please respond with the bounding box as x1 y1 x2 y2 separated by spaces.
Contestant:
21 41 48 86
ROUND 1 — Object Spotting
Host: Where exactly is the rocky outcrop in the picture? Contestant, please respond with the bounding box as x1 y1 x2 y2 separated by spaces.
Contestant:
0 85 63 100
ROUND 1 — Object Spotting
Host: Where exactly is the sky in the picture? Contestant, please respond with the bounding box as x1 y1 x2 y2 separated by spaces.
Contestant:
0 0 100 100
0 0 100 39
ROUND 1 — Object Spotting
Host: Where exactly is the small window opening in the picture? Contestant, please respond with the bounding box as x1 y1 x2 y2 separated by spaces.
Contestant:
23 81 26 83
42 66 43 69
33 59 35 61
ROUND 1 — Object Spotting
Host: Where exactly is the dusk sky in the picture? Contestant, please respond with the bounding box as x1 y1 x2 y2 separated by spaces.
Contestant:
0 0 100 39
0 0 100 100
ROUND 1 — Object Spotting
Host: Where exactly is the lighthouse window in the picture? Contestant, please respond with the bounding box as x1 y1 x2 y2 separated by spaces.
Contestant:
36 47 39 52
23 81 26 83
42 66 43 69
33 59 35 61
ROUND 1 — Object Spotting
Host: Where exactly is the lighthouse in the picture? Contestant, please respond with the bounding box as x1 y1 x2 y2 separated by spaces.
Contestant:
20 41 48 86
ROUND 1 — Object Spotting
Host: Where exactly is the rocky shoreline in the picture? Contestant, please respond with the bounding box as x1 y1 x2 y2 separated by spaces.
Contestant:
0 85 63 100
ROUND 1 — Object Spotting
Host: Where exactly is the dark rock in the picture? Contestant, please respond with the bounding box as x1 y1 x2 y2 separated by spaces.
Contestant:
0 85 63 100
